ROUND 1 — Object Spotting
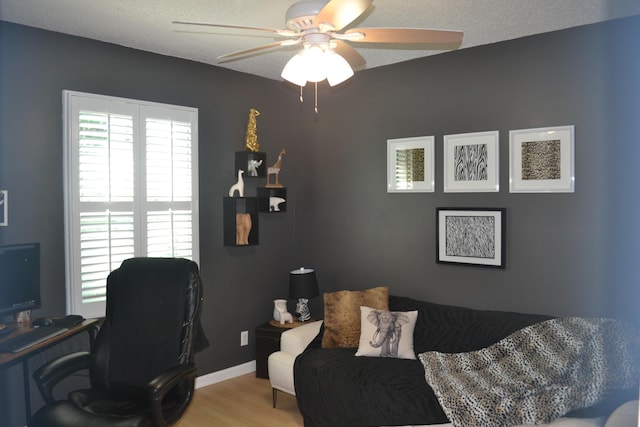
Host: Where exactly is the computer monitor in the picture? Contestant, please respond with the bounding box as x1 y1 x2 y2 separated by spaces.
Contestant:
0 243 41 318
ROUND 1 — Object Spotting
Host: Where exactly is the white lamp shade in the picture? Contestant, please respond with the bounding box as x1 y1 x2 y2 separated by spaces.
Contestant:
281 53 308 87
325 50 354 86
281 45 354 87
303 45 328 82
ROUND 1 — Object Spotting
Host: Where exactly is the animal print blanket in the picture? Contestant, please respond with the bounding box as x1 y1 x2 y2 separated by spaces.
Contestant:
418 317 640 427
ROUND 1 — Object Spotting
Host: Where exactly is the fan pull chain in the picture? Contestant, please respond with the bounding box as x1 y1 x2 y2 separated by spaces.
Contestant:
314 82 318 114
299 86 304 103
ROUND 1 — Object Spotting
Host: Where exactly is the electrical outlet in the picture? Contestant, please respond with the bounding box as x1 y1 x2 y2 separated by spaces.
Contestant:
240 330 248 346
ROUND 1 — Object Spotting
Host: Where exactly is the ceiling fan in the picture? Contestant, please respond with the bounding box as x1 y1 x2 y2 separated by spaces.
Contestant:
174 0 462 111
173 0 463 86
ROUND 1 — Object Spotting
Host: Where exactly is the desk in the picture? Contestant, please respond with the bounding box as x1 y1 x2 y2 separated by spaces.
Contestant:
0 319 101 424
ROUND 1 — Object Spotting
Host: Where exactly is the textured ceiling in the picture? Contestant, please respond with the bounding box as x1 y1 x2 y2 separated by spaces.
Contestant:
1 0 639 81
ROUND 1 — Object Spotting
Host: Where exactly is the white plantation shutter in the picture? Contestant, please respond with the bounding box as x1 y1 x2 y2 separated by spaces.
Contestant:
64 91 199 318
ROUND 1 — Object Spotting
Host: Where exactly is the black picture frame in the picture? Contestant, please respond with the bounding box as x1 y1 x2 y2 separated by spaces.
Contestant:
436 207 506 268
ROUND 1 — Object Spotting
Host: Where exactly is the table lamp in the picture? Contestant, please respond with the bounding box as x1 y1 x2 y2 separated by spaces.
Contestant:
289 267 319 322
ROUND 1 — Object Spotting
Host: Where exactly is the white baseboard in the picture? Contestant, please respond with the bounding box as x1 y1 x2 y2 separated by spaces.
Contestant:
195 360 256 389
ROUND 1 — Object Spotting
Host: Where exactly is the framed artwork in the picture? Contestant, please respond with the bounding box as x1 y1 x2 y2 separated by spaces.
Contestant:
436 208 506 268
509 125 575 193
387 136 435 193
0 190 6 226
443 130 499 192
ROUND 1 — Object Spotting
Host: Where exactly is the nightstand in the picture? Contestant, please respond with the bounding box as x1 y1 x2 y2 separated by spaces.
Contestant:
255 322 288 379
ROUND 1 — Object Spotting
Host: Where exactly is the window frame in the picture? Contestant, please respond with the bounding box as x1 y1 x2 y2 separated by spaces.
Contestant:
63 90 199 318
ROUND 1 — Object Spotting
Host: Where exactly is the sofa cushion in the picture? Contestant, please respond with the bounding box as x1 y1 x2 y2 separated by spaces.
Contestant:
388 295 553 353
322 286 389 348
355 306 418 359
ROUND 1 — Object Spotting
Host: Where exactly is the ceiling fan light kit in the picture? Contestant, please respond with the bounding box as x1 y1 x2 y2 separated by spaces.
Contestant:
281 36 354 86
174 0 463 111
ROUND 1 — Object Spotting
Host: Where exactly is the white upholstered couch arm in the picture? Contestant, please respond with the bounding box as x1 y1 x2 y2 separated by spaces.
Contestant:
268 320 323 401
280 320 323 355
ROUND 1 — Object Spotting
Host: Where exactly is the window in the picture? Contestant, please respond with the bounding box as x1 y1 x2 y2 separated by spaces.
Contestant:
63 91 199 318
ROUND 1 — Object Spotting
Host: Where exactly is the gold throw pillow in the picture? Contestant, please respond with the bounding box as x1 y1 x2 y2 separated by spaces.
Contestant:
322 286 389 348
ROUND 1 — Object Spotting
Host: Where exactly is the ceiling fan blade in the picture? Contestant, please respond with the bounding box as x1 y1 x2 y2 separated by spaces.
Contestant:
217 39 302 62
332 40 366 70
345 27 463 45
172 21 298 38
314 0 372 32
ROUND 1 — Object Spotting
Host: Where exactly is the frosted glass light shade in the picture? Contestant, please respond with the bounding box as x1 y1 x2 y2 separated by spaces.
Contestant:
281 46 354 87
303 45 328 82
281 53 307 87
325 51 354 86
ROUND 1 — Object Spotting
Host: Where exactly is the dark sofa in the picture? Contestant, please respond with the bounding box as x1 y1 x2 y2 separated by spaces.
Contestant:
293 295 637 427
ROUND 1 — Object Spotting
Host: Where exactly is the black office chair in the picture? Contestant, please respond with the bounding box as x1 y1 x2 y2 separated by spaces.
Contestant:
31 257 208 427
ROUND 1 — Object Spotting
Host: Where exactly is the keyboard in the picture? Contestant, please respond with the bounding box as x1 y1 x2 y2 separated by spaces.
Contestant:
0 326 68 353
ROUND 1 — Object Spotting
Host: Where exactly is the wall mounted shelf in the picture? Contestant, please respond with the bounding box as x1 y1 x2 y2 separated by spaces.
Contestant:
258 187 287 213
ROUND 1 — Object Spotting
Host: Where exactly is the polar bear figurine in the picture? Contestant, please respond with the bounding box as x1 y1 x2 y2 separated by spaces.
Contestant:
269 197 286 212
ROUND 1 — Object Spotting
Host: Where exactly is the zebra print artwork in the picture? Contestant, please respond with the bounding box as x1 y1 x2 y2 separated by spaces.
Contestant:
445 215 495 259
453 144 488 181
521 139 561 180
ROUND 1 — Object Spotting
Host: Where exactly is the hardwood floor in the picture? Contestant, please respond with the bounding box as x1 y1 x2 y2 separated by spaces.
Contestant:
175 373 304 427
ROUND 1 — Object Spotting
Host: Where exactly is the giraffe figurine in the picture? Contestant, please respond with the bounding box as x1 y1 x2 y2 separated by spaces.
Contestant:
244 108 260 152
228 169 245 197
266 149 286 188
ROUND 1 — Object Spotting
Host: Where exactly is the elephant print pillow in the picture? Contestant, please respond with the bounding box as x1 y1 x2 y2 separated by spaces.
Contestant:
355 306 418 359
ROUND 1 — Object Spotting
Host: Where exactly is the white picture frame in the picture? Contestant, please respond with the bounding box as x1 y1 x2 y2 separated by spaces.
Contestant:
509 125 575 193
0 190 7 226
387 136 435 193
443 130 499 192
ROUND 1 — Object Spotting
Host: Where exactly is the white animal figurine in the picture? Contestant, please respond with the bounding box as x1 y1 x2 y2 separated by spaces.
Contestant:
228 169 244 197
273 299 293 325
247 159 263 177
269 197 286 212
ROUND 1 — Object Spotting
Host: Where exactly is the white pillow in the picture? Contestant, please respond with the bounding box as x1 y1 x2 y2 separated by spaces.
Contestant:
355 306 418 359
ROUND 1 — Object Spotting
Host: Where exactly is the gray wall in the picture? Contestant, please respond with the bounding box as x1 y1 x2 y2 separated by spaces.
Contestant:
293 15 640 325
1 14 639 426
0 20 306 426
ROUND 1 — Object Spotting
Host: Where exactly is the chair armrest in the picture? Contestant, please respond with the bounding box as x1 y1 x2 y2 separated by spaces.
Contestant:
32 351 91 404
147 363 197 427
147 363 197 400
280 320 323 355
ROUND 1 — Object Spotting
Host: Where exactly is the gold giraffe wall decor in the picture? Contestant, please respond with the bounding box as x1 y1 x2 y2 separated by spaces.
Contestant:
244 108 260 152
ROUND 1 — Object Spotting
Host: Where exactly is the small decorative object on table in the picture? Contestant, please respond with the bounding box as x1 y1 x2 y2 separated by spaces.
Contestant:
289 267 319 322
272 299 293 325
14 310 31 324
